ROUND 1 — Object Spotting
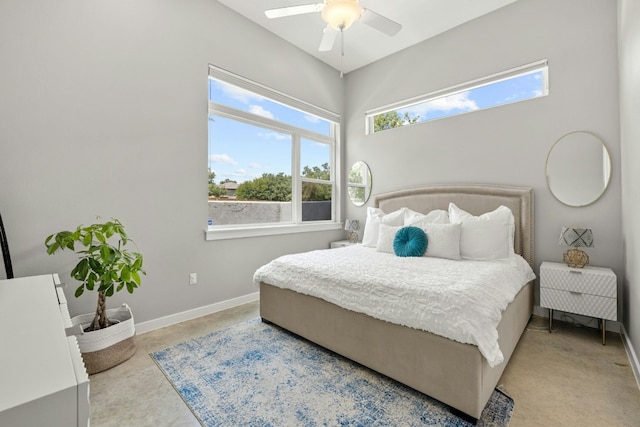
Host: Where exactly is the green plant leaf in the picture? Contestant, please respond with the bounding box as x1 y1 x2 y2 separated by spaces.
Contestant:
88 257 102 273
76 258 89 280
105 283 114 297
46 242 60 255
55 231 71 246
82 232 92 246
131 270 141 285
133 255 143 270
121 265 130 282
75 286 84 298
100 245 110 261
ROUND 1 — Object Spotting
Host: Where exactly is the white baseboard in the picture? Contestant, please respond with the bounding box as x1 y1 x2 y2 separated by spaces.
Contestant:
620 324 640 390
135 292 259 335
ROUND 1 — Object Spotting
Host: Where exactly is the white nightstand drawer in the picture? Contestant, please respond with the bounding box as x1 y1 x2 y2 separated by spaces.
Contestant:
540 263 616 297
540 288 617 321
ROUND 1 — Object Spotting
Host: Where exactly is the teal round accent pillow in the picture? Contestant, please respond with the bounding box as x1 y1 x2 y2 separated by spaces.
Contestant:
393 226 428 257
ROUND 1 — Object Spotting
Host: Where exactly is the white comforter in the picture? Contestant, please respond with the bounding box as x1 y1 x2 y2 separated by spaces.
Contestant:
254 245 536 367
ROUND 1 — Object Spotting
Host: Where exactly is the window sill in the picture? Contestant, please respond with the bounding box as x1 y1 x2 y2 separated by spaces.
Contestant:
205 222 342 241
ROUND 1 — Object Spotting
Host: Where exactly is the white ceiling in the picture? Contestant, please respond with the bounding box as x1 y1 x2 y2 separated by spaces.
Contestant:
217 0 519 74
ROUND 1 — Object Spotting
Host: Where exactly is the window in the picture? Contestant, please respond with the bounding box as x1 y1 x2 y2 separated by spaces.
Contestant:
207 65 341 240
366 60 549 134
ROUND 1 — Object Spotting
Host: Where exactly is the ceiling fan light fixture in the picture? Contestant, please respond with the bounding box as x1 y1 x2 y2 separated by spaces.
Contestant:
321 0 363 31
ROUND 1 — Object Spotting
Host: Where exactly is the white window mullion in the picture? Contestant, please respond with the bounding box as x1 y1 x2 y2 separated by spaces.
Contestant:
292 133 302 224
301 177 332 185
209 102 333 144
332 123 340 222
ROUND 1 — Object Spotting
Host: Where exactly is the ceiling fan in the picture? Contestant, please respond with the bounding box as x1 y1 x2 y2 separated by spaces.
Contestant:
265 0 402 52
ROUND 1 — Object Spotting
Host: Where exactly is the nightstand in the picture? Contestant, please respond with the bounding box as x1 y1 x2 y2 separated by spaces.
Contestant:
330 240 358 249
540 261 617 344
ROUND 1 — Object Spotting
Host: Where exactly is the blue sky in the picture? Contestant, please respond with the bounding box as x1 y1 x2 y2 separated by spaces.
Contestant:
398 70 545 122
208 69 545 184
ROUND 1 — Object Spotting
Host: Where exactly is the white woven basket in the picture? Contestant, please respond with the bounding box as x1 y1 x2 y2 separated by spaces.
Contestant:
72 303 135 353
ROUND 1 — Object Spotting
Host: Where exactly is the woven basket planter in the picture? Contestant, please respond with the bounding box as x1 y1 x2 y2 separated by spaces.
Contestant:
72 303 136 375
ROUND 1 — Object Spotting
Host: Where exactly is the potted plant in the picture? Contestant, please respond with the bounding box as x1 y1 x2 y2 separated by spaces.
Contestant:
45 218 145 374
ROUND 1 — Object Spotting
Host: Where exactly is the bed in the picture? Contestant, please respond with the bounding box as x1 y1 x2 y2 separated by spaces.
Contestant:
257 184 534 420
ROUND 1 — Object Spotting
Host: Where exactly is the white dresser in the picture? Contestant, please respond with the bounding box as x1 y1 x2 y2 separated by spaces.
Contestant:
540 261 617 344
0 274 90 426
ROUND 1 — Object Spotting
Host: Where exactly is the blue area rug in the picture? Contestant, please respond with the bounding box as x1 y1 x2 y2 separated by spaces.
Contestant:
151 318 513 426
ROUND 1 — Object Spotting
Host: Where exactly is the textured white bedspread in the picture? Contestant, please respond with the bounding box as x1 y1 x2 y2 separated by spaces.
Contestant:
254 245 535 367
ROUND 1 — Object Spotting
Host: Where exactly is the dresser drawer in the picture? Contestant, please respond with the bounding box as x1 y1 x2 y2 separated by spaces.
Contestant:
540 288 617 321
540 265 616 297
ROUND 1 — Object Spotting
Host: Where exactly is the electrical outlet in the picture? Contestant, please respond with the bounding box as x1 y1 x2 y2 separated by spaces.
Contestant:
189 273 197 285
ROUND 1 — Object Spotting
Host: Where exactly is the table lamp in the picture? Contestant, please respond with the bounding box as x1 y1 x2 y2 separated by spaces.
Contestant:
345 219 359 243
558 227 593 268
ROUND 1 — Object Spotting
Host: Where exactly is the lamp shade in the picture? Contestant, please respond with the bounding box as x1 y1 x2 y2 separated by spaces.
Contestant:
558 227 594 248
321 0 363 31
344 219 360 232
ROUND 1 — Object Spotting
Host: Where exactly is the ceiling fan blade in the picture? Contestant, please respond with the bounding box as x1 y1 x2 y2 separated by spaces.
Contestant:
265 3 324 19
359 8 402 36
318 25 338 52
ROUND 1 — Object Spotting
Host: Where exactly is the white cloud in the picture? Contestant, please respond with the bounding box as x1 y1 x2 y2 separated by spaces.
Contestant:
209 153 237 165
304 114 320 123
403 91 479 116
257 131 289 141
216 81 264 104
249 105 275 119
230 168 247 177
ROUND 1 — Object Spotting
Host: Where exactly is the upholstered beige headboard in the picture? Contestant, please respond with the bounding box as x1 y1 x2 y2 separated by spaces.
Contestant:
374 184 535 268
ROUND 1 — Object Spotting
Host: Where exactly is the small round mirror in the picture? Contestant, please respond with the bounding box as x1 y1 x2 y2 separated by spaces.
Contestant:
546 131 611 207
348 161 372 206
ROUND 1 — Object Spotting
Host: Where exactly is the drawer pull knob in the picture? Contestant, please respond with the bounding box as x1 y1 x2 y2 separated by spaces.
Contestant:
569 270 583 274
569 291 583 296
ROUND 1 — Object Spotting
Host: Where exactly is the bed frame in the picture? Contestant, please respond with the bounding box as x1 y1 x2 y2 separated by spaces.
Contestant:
260 184 534 420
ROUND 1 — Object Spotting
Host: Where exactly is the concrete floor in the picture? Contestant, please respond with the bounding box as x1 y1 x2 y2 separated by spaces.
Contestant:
89 302 640 426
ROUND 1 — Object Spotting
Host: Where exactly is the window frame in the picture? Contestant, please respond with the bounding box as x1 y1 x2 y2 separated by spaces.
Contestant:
365 59 549 134
206 65 342 241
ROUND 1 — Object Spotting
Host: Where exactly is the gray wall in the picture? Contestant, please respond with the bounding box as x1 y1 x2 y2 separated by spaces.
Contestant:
344 0 622 310
619 0 640 365
0 0 344 322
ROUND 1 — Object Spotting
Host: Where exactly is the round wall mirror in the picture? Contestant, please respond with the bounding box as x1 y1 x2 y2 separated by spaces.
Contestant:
348 161 372 206
546 131 611 207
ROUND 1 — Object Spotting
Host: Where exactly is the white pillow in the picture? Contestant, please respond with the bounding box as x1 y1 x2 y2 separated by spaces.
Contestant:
404 208 449 226
448 203 514 260
375 224 402 254
361 208 405 247
421 223 462 260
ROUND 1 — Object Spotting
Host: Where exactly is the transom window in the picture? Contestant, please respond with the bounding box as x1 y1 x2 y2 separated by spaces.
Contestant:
366 60 549 134
207 65 341 240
